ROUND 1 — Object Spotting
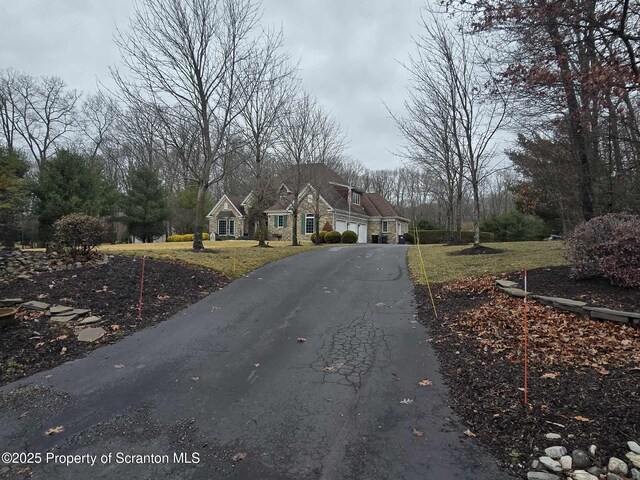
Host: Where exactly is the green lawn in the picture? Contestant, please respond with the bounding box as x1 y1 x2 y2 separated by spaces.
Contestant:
100 240 326 279
408 241 567 285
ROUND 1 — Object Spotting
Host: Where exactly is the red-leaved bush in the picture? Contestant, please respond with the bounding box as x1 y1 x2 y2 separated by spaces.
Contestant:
567 213 640 287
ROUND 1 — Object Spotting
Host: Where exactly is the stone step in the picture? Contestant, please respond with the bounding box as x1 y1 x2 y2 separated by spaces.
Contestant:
496 279 519 288
20 300 50 311
498 287 527 298
584 307 640 325
0 298 23 307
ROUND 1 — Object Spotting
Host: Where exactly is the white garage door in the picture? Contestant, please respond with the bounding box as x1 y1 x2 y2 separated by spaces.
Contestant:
336 220 347 233
357 223 367 243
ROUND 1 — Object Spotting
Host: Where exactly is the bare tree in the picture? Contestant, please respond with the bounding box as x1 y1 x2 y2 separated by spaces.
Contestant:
0 69 20 153
396 11 509 246
277 92 320 246
112 0 261 250
239 26 298 246
79 90 120 160
9 73 79 169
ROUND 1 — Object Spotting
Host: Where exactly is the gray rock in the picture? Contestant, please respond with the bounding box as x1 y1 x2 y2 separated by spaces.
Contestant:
50 314 79 323
627 452 640 468
545 433 562 441
531 459 544 470
607 473 625 480
527 472 560 480
16 274 32 280
76 327 106 343
49 305 74 315
560 455 572 470
573 471 599 480
588 466 605 477
68 308 90 317
629 442 640 455
496 279 519 288
499 287 527 298
545 446 567 459
573 449 593 469
631 468 640 480
608 457 629 476
585 306 640 323
0 298 23 307
77 316 101 325
588 445 597 456
21 300 50 311
552 297 588 313
539 456 562 473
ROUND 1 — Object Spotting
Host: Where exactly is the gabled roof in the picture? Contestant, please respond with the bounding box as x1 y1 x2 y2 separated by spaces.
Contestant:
206 193 245 218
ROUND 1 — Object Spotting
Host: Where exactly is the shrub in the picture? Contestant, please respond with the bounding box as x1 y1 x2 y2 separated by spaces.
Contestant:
404 232 415 244
311 231 326 244
412 230 494 244
310 232 318 243
53 213 108 254
167 233 208 242
567 213 640 287
318 230 327 243
482 212 549 242
341 230 358 244
324 230 341 244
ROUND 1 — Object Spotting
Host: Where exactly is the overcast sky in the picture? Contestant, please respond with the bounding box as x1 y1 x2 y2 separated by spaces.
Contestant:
1 0 427 170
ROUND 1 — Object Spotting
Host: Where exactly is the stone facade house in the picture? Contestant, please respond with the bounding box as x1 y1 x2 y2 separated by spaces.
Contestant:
206 165 409 244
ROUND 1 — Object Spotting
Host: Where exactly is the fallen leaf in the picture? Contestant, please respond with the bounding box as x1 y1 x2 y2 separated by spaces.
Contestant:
324 366 336 373
400 398 414 405
463 429 476 438
297 337 306 343
114 364 125 369
595 367 610 375
418 379 433 386
541 372 560 379
412 428 424 437
56 335 68 341
157 295 170 301
37 293 48 299
574 416 591 422
232 452 247 462
15 467 31 475
110 324 121 331
45 425 64 435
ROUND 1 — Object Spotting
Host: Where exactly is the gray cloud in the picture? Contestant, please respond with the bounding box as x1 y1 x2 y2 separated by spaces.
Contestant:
1 0 426 170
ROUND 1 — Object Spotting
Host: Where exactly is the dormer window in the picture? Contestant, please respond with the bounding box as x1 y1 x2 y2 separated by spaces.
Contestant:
352 192 361 206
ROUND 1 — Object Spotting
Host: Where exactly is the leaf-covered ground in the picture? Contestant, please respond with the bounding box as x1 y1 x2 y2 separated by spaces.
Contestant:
415 268 640 478
0 255 229 385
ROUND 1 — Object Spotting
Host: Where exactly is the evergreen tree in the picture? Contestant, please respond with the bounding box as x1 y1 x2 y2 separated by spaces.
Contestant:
0 147 30 248
33 149 117 241
123 164 169 243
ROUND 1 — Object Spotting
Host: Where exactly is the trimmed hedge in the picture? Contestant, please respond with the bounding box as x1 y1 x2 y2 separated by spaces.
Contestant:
324 230 341 244
341 230 358 244
167 233 210 242
411 230 494 244
404 232 415 244
311 230 329 244
482 212 549 241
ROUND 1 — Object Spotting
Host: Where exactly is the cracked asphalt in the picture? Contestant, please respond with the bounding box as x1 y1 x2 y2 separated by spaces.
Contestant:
0 245 513 479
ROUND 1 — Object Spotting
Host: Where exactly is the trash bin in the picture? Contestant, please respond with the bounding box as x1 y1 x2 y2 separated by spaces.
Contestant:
380 234 388 244
371 234 379 244
398 235 405 245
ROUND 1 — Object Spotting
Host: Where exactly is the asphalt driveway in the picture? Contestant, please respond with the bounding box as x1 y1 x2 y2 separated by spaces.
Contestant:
0 245 513 479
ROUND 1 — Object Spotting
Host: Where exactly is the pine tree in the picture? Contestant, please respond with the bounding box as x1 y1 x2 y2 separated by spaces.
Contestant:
123 164 169 243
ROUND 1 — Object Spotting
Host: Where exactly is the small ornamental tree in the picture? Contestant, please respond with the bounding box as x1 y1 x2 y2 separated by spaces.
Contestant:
54 213 108 254
123 164 170 243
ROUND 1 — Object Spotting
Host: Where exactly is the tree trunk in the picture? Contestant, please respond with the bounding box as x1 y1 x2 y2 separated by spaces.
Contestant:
291 208 298 246
193 183 207 250
472 181 481 247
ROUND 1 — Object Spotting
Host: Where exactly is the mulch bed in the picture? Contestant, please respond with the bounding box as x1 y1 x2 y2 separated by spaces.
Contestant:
415 271 640 479
0 256 229 386
508 265 640 312
449 245 506 256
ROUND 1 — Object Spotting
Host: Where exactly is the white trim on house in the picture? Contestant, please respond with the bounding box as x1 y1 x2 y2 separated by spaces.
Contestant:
299 184 334 212
240 192 255 207
206 194 244 219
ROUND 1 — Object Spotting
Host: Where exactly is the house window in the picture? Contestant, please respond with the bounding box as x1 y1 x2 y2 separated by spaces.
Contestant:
228 219 235 236
352 192 361 206
305 214 315 234
274 215 287 228
382 221 388 233
218 219 227 235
